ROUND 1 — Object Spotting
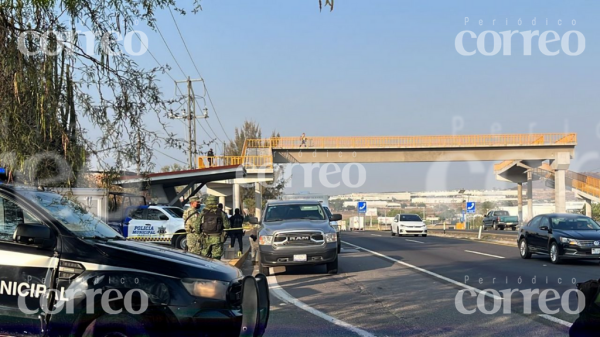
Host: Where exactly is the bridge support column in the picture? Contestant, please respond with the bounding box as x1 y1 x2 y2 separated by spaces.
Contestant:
233 183 241 210
527 171 533 221
254 182 263 218
219 196 226 208
585 198 593 217
517 183 523 224
554 169 567 213
551 152 570 214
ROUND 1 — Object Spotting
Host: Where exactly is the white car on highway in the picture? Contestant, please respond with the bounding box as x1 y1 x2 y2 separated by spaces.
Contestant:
391 214 427 237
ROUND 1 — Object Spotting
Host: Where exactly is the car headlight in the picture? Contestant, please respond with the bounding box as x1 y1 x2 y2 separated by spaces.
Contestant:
325 233 337 243
560 237 580 245
259 235 273 245
181 278 229 300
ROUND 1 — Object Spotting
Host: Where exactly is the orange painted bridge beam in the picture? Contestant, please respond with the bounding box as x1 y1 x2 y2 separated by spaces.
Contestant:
245 133 576 150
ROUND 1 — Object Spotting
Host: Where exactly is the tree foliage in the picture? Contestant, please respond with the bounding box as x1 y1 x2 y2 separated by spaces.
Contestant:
223 119 284 214
0 0 202 186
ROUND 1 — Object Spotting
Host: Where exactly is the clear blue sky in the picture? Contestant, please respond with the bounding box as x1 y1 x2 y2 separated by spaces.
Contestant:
90 0 600 194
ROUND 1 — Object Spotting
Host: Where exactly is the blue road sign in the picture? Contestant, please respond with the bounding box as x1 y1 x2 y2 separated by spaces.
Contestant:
466 202 476 214
357 201 367 213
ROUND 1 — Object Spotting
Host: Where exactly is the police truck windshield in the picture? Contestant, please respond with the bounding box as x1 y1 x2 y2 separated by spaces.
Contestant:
265 204 327 222
19 191 123 239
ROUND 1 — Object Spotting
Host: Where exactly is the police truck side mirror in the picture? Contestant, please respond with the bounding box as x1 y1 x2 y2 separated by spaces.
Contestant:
13 223 55 250
249 217 260 225
330 214 342 221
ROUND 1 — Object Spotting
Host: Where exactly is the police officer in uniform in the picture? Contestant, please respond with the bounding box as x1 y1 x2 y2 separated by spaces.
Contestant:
183 196 203 255
195 195 230 259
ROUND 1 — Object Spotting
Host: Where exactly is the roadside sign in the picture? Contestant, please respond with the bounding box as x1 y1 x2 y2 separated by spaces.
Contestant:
365 208 377 217
466 202 476 214
357 201 367 213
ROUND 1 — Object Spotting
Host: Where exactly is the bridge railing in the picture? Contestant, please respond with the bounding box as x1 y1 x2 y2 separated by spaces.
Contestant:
493 160 515 172
197 155 273 169
532 167 600 199
245 133 576 149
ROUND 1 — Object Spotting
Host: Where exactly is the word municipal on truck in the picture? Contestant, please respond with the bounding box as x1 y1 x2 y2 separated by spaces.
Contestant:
0 280 73 301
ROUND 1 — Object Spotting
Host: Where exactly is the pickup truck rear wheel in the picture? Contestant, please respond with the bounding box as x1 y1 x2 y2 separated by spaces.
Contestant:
326 257 338 274
511 226 517 231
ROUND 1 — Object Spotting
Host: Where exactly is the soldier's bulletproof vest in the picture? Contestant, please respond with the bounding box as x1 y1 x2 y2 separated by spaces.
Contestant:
202 209 223 234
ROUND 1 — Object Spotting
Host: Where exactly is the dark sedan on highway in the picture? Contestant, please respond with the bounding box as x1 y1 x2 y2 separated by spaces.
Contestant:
518 213 600 264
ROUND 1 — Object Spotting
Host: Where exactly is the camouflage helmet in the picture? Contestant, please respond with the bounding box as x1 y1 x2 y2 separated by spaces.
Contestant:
204 195 219 207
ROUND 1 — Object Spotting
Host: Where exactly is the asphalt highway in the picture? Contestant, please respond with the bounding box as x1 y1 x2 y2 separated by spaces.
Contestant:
247 231 600 336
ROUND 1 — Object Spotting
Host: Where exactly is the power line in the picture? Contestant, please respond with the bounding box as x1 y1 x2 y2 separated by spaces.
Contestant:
154 148 188 165
168 6 233 143
195 98 221 142
155 22 188 77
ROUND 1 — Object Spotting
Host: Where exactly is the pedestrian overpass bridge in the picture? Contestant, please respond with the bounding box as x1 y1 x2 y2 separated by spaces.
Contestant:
197 133 577 217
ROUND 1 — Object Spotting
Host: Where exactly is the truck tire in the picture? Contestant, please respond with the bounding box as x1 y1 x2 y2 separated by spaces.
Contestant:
511 226 517 231
326 257 338 275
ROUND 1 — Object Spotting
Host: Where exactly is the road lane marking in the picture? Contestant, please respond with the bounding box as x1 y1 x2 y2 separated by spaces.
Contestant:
538 314 573 327
405 239 424 244
267 276 377 337
341 240 572 329
341 241 502 300
464 250 505 259
370 234 382 237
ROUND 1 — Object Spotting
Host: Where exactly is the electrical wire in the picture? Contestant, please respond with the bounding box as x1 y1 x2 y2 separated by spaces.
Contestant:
154 148 188 165
154 22 188 78
168 6 233 143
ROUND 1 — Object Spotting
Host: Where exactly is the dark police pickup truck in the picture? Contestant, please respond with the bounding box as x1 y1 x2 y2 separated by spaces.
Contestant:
252 200 341 276
0 185 269 337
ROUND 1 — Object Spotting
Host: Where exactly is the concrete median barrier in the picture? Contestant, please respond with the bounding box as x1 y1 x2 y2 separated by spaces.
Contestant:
427 229 517 246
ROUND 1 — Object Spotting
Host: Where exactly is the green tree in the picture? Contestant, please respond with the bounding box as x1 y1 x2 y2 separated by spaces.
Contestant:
0 0 208 186
160 163 185 172
224 120 284 214
481 201 497 214
581 203 600 222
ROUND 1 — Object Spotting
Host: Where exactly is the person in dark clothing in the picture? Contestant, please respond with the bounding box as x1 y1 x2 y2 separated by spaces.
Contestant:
207 148 214 167
229 208 245 256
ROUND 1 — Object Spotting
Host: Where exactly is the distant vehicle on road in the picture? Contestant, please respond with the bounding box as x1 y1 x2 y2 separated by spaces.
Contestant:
251 200 341 276
518 213 600 264
391 214 427 237
483 210 519 231
121 205 188 249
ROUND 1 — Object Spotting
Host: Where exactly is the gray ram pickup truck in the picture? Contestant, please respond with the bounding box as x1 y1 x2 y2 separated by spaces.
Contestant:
250 200 341 276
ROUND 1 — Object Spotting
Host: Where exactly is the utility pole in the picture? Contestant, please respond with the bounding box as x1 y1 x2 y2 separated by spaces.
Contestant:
169 78 209 170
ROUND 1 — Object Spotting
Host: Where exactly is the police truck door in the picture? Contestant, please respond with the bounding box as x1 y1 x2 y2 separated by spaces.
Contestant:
0 193 59 336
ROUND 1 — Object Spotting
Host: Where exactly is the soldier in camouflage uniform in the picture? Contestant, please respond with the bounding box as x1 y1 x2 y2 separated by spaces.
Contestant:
194 195 230 259
183 196 203 255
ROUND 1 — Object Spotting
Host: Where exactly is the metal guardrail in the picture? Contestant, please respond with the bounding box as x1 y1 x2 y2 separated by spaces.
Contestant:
245 133 577 150
197 155 273 169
